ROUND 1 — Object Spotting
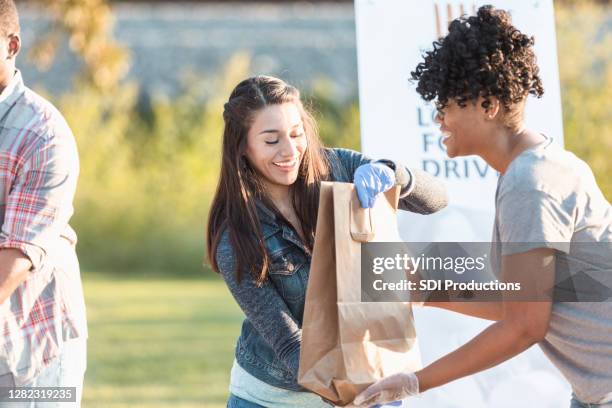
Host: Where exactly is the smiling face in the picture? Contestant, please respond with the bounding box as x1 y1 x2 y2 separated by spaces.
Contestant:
245 102 307 192
435 99 490 158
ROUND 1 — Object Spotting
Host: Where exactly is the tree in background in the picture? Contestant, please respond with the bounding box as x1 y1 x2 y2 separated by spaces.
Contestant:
29 0 130 91
556 2 611 198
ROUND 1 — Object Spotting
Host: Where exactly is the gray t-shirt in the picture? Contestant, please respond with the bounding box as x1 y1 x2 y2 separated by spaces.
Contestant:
492 136 612 404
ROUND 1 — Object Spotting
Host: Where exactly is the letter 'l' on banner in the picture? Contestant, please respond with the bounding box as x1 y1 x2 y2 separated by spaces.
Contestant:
355 1 569 406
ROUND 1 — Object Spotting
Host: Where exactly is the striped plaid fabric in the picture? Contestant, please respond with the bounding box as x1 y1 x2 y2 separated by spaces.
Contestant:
0 71 87 385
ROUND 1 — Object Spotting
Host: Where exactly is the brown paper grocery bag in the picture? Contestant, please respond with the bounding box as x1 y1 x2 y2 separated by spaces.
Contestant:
298 182 421 406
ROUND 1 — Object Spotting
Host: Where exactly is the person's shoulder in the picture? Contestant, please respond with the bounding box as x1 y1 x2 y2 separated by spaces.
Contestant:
321 147 343 178
325 147 366 178
16 87 74 143
323 147 343 162
215 227 233 257
502 139 589 199
214 227 238 273
327 147 362 160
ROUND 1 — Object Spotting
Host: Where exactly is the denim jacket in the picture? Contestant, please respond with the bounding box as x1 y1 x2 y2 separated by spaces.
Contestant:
215 148 448 391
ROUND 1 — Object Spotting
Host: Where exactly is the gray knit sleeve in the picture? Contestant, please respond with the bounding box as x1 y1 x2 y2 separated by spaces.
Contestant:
396 167 449 214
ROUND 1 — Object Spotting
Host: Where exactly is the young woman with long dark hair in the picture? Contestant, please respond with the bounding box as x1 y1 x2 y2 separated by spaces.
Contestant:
206 76 448 407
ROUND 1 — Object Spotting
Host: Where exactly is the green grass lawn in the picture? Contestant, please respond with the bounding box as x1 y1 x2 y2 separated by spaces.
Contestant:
82 273 243 407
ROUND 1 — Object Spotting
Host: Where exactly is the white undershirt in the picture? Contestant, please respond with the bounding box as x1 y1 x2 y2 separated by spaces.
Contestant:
229 360 329 408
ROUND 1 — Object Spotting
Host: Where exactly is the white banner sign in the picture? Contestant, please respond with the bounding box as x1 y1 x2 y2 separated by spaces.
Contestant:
355 0 569 406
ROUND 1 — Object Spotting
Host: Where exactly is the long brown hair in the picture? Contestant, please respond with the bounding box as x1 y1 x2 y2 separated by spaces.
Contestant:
206 76 330 285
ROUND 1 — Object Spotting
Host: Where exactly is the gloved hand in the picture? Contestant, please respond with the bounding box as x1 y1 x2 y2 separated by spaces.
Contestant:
354 162 396 208
352 372 419 407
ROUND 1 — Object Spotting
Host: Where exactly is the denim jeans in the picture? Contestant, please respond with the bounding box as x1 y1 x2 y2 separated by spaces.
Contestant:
227 393 406 408
571 394 612 408
227 393 266 408
0 337 87 408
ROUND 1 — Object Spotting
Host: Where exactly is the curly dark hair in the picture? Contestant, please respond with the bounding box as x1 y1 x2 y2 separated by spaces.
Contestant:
411 5 544 118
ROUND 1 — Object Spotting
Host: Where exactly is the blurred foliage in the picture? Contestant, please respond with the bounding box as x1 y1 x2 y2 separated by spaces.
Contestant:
29 1 609 275
557 0 610 4
62 53 242 274
29 0 130 91
55 53 361 275
307 78 361 151
556 2 611 198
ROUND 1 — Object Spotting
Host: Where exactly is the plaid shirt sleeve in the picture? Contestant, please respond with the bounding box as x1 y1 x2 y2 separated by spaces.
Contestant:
0 127 79 272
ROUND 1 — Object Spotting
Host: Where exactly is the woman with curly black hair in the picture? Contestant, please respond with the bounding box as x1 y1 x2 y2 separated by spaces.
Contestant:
352 6 612 408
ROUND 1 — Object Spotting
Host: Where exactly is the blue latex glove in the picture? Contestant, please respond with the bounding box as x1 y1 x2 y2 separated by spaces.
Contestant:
354 162 396 208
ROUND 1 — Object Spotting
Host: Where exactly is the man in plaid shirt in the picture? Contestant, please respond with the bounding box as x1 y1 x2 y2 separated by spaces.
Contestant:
0 0 87 405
